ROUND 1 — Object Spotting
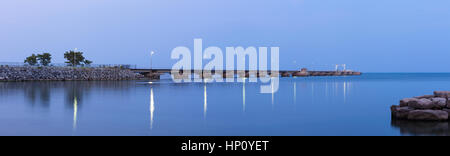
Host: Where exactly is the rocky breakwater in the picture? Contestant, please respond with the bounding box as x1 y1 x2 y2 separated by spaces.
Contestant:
391 91 450 121
0 66 144 81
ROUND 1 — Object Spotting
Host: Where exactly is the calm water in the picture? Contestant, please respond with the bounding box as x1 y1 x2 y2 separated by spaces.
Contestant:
1 73 450 136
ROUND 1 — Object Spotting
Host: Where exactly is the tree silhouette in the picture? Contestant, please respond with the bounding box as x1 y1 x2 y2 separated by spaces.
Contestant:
24 54 38 66
37 53 52 66
64 50 93 66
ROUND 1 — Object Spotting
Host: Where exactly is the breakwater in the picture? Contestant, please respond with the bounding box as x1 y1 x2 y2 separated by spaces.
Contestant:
0 66 143 81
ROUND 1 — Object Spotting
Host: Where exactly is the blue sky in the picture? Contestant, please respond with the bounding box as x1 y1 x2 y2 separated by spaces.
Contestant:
1 0 449 72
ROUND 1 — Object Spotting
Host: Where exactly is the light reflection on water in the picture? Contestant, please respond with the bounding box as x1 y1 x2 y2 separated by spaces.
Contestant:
150 87 155 130
1 73 450 136
203 82 207 119
73 96 78 133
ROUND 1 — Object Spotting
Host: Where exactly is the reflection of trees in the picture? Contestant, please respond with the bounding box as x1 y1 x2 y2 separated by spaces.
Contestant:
0 81 134 109
24 82 51 108
391 119 450 136
63 81 134 109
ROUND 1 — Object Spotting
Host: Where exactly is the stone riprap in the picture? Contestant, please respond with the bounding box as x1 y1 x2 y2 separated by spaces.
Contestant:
0 66 144 81
391 91 450 121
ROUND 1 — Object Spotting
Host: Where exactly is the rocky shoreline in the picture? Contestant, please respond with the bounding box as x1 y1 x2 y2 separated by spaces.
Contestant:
391 91 450 121
0 66 144 81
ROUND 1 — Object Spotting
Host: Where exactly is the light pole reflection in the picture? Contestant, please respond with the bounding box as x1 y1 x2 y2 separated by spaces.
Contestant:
243 78 246 112
203 81 207 119
73 96 78 133
150 88 155 130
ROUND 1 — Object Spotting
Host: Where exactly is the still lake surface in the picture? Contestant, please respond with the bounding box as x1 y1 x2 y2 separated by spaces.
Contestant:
1 73 450 136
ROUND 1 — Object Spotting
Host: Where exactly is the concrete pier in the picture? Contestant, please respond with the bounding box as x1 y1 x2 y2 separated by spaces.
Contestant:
132 68 362 80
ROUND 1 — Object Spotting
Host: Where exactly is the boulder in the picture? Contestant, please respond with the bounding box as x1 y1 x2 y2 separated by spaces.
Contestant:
408 98 434 109
434 91 450 98
431 97 447 108
391 105 414 119
414 95 435 99
448 98 450 108
443 109 450 115
400 98 417 107
407 110 448 121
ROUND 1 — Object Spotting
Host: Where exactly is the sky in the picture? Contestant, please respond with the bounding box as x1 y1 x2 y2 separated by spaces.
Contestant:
1 0 450 72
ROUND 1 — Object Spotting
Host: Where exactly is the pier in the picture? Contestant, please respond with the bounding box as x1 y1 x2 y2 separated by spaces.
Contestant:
131 68 362 79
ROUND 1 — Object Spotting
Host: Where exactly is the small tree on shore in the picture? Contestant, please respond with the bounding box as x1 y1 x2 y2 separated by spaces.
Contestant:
24 54 38 66
64 50 93 67
83 60 93 66
37 53 52 66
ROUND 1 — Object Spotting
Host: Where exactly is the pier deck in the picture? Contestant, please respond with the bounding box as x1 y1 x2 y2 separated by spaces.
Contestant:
131 68 362 79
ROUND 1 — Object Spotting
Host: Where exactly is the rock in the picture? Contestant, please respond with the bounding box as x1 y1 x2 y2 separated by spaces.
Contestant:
443 109 450 115
448 98 450 108
407 110 448 121
391 105 414 119
434 91 450 98
408 98 434 109
0 66 140 81
431 97 447 108
400 98 417 107
414 95 435 99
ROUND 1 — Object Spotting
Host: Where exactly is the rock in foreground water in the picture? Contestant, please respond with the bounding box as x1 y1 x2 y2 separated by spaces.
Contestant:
392 92 450 121
407 110 448 121
408 98 434 109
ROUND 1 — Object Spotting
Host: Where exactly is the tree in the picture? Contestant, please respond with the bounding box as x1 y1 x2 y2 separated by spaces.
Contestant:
83 60 93 66
37 53 52 66
24 54 38 66
64 50 93 66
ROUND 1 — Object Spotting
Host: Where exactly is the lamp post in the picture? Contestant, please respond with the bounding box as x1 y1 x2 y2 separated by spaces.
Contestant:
150 51 155 72
74 48 78 67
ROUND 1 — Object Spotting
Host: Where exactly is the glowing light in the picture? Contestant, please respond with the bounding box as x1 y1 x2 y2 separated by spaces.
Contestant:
150 88 155 129
73 96 78 132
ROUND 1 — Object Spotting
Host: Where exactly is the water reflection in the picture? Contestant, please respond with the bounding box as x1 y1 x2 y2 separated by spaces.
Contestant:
343 81 346 102
4 74 450 136
150 87 155 130
243 78 246 112
21 82 51 108
271 80 275 108
73 96 78 132
65 82 86 110
203 82 207 119
0 81 134 135
293 81 296 104
392 119 450 136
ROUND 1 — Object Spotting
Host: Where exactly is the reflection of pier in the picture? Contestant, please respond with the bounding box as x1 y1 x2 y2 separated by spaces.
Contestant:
131 68 362 79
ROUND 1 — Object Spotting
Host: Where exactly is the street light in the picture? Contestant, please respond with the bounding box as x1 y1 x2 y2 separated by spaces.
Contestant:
74 48 78 67
150 51 155 71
